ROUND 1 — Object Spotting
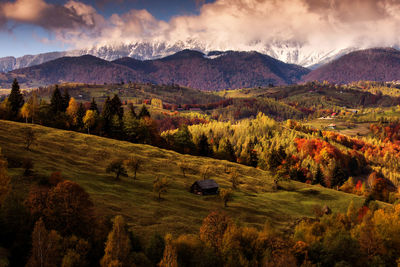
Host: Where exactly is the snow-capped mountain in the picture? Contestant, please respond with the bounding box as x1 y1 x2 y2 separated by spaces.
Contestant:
0 41 360 73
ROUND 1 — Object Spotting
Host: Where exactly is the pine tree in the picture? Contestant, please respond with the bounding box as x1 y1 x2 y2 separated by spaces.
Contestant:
101 97 113 135
111 94 124 120
50 85 64 113
8 78 24 118
76 103 86 129
89 97 98 113
313 165 325 186
197 133 212 156
100 215 132 267
62 89 71 112
138 105 150 118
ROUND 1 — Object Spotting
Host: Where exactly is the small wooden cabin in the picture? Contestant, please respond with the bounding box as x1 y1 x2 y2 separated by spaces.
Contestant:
190 179 219 195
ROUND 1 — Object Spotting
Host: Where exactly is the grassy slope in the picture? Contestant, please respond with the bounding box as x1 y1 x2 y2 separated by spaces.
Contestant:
0 120 365 238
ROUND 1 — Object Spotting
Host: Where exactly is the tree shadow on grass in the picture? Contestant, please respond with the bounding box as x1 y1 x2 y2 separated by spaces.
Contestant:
297 189 337 201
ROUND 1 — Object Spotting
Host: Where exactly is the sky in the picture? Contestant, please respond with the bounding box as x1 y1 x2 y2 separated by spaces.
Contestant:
0 0 213 57
1 0 400 58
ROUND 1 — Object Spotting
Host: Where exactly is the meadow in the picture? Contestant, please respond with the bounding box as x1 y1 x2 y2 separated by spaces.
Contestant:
0 119 365 238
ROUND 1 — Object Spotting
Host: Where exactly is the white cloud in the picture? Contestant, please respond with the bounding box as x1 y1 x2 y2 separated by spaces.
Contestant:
3 0 400 63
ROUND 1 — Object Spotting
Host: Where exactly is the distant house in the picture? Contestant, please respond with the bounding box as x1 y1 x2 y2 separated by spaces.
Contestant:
327 124 337 129
190 179 219 195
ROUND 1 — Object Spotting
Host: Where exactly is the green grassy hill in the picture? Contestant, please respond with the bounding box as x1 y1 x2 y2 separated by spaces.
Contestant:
0 120 365 238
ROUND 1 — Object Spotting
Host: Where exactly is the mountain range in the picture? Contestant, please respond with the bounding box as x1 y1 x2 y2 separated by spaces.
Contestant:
4 50 310 90
0 41 358 73
304 48 400 84
3 47 400 90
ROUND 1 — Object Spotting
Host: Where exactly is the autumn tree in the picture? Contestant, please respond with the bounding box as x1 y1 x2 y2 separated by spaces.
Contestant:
100 215 132 267
159 234 178 267
201 165 211 180
66 97 79 126
124 157 142 180
27 218 63 267
83 110 97 134
20 102 31 123
177 161 191 178
220 189 233 207
229 170 240 190
106 160 128 180
8 78 24 118
199 211 232 252
153 177 169 200
44 180 94 237
28 91 39 123
23 127 36 150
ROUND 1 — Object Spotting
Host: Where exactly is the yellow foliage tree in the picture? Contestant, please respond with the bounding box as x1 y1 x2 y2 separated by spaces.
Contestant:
27 218 63 267
20 102 31 123
66 97 79 125
83 110 97 134
159 234 178 267
100 215 132 267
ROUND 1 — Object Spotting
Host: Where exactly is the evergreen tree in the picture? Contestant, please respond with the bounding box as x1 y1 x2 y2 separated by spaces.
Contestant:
331 165 347 188
173 125 195 154
50 86 64 113
8 78 24 118
313 165 325 186
101 97 113 136
76 103 86 129
127 103 136 118
218 138 236 162
197 133 212 156
89 97 98 113
138 105 150 118
62 89 71 112
111 94 124 120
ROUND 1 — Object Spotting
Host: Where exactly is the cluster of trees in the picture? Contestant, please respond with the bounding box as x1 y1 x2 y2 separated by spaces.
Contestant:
157 200 400 267
210 98 305 122
0 148 169 266
0 80 162 146
162 113 400 202
3 80 400 203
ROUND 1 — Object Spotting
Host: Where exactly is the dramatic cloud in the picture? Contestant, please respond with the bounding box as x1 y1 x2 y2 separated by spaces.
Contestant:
3 0 400 65
0 0 103 30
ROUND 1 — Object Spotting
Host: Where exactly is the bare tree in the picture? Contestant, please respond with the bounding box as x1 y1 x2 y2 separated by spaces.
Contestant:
124 157 142 180
23 128 36 150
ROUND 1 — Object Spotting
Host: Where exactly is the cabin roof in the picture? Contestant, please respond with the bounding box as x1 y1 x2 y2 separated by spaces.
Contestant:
194 179 219 189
